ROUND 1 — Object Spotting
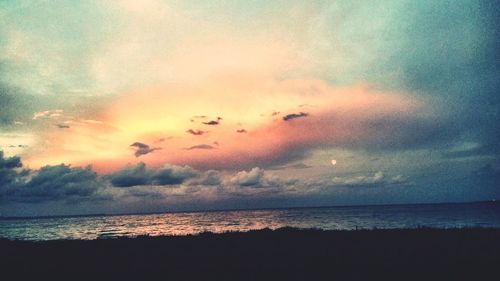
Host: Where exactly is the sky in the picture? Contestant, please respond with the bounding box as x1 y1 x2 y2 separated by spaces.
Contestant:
0 0 499 216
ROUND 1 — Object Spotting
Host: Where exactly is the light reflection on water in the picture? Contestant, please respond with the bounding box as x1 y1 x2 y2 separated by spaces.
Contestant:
1 202 499 240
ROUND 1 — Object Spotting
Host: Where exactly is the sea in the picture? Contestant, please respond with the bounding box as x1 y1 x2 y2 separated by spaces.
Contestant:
1 201 499 241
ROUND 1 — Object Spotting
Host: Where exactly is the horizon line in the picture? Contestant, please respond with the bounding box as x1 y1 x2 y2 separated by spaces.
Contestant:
1 199 498 221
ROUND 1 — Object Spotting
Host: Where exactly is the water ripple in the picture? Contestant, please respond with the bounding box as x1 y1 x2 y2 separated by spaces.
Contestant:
1 202 499 240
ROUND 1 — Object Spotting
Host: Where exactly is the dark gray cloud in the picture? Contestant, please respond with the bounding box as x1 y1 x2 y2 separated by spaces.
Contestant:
130 142 161 157
17 165 101 203
0 151 22 169
152 165 198 185
0 151 23 188
186 129 206 136
152 164 198 185
107 163 150 187
1 151 107 203
283 112 308 121
1 153 102 203
185 144 215 150
187 170 221 186
107 163 199 187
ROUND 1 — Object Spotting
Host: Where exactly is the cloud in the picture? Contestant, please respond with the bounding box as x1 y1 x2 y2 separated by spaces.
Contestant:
0 152 22 169
270 163 312 170
223 167 299 193
186 129 206 136
0 151 423 214
185 144 215 150
331 172 409 188
1 161 102 203
107 162 199 187
236 129 247 133
201 117 223 126
130 142 161 157
1 83 90 136
0 150 409 211
32 110 63 120
283 112 308 121
288 163 312 169
19 165 101 202
0 89 23 128
0 151 23 188
231 167 264 187
152 164 198 185
1 151 109 203
187 170 221 186
269 162 313 170
126 186 166 199
107 163 150 187
202 120 220 125
56 124 70 129
442 141 500 159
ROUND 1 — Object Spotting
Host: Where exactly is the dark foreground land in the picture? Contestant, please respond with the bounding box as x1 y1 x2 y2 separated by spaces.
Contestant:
1 227 500 281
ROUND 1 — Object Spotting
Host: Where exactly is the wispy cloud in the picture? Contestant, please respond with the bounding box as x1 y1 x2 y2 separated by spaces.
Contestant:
283 112 309 121
185 144 215 150
186 129 206 136
32 110 63 120
130 142 161 157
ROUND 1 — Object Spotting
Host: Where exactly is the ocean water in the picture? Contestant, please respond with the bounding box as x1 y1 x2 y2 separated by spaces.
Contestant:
1 201 499 241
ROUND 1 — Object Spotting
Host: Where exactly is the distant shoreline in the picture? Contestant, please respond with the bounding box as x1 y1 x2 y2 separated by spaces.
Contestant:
1 199 498 220
2 227 499 280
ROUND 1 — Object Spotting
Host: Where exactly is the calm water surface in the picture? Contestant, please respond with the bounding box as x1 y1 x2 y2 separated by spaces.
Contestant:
1 202 499 240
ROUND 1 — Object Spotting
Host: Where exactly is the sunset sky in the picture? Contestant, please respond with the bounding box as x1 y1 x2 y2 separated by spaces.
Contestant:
1 0 499 216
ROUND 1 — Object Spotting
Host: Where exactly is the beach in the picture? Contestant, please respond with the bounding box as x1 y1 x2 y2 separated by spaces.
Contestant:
2 227 499 280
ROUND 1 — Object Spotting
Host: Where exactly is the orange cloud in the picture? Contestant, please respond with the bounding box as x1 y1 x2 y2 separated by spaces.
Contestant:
24 78 430 173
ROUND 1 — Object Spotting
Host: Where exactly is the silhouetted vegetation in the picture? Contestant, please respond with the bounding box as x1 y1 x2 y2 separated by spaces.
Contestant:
1 227 499 280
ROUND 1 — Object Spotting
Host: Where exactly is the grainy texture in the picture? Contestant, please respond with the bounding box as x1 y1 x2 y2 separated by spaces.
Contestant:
1 228 499 281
